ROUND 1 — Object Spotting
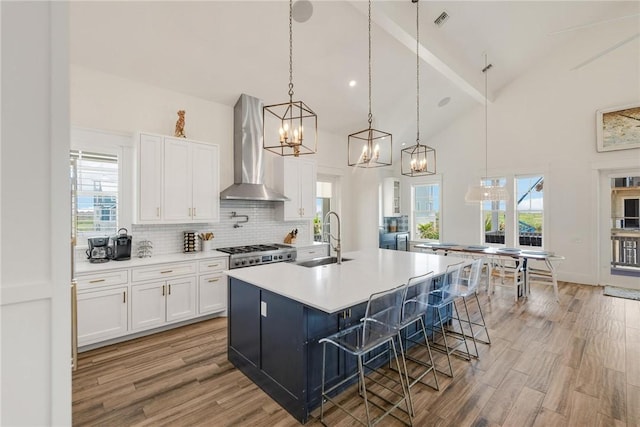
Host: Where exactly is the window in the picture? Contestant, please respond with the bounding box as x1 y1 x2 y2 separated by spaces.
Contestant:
412 182 440 241
516 175 544 247
71 151 119 243
316 176 341 242
482 178 506 245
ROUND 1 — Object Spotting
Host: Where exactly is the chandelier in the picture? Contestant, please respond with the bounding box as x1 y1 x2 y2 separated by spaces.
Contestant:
347 0 392 168
263 0 317 157
464 54 509 202
401 0 436 177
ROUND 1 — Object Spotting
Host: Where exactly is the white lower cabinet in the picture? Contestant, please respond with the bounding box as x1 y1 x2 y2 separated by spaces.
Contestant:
198 273 226 315
76 255 227 348
131 276 197 331
77 286 128 346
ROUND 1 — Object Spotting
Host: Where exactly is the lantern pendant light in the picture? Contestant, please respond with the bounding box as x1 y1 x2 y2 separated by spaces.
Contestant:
464 54 509 202
347 0 392 168
401 0 436 177
263 0 317 157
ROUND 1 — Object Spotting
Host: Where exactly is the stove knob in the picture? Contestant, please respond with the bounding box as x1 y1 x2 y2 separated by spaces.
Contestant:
287 254 291 258
241 260 247 265
249 259 254 264
234 261 240 266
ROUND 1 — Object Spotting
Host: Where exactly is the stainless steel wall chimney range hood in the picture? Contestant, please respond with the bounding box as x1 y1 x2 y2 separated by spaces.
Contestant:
220 94 289 202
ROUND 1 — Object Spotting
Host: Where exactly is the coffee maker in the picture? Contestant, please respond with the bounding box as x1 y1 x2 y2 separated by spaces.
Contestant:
109 228 132 261
86 237 112 263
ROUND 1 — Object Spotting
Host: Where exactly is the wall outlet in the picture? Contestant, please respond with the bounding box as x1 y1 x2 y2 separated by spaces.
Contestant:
260 301 267 317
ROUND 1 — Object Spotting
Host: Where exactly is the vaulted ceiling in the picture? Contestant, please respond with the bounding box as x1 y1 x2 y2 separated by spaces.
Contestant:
70 1 640 151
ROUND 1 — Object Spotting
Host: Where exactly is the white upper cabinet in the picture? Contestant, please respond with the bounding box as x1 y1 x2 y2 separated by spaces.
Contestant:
137 133 163 221
135 133 220 223
273 157 317 221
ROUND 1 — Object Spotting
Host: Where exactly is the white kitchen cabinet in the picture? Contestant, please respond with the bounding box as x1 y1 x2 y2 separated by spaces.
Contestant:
383 177 401 217
77 286 128 346
273 157 316 220
137 133 163 221
130 276 197 331
198 257 228 315
135 133 219 223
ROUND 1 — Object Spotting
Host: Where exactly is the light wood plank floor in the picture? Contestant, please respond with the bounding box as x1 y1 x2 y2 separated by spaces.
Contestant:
73 281 640 426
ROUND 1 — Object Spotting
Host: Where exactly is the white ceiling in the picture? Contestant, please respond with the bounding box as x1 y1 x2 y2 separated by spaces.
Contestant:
70 1 640 150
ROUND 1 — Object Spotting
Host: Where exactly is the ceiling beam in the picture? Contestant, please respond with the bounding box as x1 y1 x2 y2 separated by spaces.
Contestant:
350 1 488 104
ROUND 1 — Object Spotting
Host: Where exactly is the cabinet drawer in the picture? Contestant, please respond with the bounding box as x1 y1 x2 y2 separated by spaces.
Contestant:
296 245 329 261
198 258 228 274
76 269 129 289
131 261 197 282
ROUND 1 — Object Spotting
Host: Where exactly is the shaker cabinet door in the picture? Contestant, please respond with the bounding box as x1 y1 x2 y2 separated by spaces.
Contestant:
77 286 128 346
191 142 219 222
166 276 197 323
137 133 163 222
131 281 166 331
163 138 192 221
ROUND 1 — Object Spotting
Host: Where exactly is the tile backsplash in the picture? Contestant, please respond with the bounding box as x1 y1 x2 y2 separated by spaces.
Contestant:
130 200 310 256
76 200 313 259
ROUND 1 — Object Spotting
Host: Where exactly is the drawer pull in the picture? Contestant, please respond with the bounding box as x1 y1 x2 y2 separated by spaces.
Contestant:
89 279 105 284
208 278 219 283
207 263 220 268
160 270 173 274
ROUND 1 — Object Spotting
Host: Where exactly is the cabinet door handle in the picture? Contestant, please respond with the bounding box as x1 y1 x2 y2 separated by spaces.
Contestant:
162 285 166 296
208 278 219 283
89 279 105 284
123 291 126 304
160 270 173 274
168 284 171 295
193 207 196 217
157 207 160 217
188 208 192 217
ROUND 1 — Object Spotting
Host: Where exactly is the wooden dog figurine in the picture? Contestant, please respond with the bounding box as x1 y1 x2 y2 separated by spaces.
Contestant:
174 110 186 138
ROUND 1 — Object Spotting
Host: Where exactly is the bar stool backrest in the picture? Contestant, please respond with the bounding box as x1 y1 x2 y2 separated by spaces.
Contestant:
362 284 408 343
403 272 434 323
466 258 485 293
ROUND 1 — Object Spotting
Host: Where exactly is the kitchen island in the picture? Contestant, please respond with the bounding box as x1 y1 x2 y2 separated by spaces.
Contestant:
225 248 465 423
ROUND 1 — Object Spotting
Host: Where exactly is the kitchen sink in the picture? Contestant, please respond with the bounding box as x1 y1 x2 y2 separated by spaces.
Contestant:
296 256 352 268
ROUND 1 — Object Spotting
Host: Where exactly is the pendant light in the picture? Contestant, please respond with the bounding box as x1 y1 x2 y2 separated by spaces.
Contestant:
401 0 436 177
464 54 509 202
347 0 392 168
263 0 317 157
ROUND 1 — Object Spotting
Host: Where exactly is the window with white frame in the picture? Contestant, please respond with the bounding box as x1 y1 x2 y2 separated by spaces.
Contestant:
516 175 544 247
482 178 506 245
71 151 119 243
412 182 440 241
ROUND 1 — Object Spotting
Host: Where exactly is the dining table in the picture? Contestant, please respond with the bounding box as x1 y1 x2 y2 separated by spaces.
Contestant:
413 243 564 300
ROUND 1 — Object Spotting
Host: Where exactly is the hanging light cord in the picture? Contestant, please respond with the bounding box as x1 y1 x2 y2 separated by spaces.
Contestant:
367 0 373 127
288 0 294 100
415 0 420 145
482 54 493 181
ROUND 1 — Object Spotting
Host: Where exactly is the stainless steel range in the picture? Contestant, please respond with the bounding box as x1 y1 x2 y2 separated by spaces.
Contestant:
217 244 297 269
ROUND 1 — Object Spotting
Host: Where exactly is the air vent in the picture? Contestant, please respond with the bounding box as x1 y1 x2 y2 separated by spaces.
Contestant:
434 11 449 27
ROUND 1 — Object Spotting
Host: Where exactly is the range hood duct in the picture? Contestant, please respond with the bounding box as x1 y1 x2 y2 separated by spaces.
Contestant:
220 94 288 202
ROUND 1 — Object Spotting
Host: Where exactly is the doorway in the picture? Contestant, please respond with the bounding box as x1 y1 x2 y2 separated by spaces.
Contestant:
599 170 640 289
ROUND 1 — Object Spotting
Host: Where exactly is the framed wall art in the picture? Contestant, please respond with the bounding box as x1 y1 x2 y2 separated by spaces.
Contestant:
596 103 640 152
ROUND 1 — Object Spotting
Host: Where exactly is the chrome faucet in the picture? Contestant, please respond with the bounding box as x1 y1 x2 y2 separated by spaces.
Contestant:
323 211 342 264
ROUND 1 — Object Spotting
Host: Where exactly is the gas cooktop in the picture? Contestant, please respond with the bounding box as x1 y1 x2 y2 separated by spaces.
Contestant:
217 243 297 268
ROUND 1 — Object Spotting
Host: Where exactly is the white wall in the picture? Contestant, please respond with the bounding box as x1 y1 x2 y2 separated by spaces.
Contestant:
1 2 71 425
395 22 640 285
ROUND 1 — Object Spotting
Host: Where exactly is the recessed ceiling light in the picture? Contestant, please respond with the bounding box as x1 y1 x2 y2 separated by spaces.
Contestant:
349 80 357 87
438 96 451 107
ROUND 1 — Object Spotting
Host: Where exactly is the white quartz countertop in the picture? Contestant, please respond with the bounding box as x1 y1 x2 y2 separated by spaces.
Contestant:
75 251 229 275
225 248 467 313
